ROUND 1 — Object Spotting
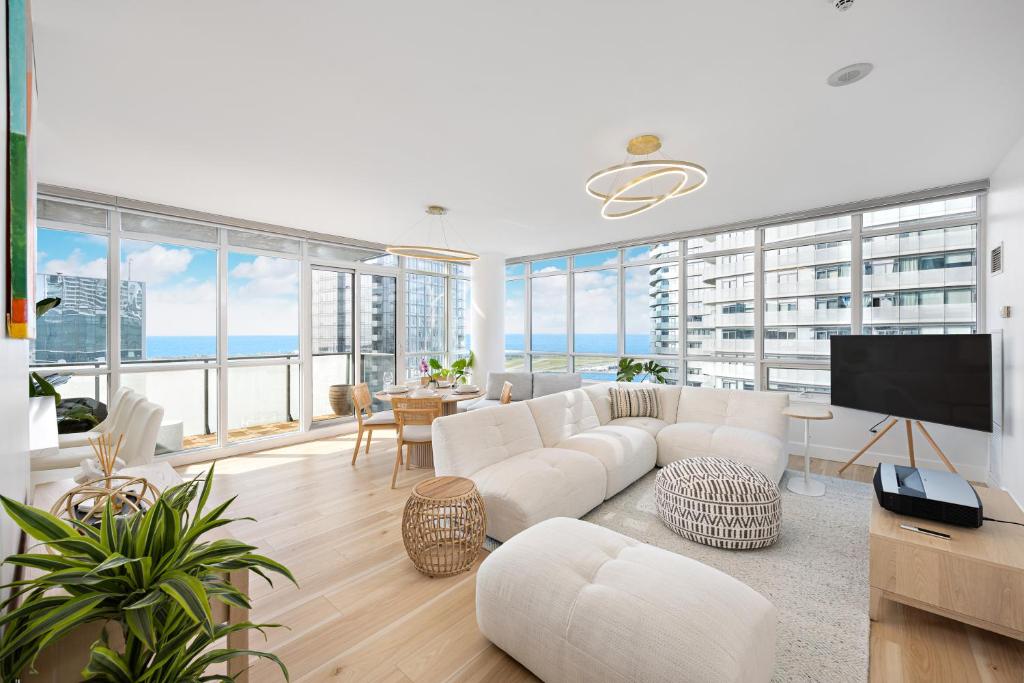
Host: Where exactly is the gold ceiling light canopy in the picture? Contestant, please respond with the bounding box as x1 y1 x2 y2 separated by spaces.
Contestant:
386 205 479 263
586 134 708 220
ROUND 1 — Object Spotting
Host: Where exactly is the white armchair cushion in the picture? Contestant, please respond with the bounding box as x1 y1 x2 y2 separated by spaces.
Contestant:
656 422 787 482
526 389 601 447
557 425 656 498
471 448 606 542
432 402 544 478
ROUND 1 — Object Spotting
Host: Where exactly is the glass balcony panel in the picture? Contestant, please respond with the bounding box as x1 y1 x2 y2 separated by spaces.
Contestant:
504 353 528 371
227 364 299 442
767 367 831 394
312 354 355 421
360 273 397 411
531 274 567 353
574 355 618 382
530 354 569 373
121 368 217 452
683 360 755 390
574 269 617 354
505 279 526 351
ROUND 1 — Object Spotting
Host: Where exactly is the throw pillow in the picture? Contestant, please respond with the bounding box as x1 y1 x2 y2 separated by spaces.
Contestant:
609 386 660 419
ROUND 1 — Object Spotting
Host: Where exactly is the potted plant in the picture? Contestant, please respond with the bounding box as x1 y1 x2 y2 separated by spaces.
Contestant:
615 358 670 384
0 465 294 681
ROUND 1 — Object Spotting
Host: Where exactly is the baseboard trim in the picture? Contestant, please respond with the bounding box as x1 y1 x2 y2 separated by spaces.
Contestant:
789 441 989 483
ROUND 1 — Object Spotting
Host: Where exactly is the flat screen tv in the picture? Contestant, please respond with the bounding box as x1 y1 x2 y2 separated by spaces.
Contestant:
830 335 992 432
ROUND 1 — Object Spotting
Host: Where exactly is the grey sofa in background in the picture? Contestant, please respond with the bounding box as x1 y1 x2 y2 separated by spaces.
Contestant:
465 372 583 411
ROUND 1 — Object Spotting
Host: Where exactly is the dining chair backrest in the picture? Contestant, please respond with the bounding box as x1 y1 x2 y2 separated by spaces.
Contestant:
352 383 374 423
391 396 443 430
499 381 514 405
119 399 165 467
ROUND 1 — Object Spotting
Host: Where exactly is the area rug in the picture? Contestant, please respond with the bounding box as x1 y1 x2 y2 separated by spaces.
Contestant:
485 469 871 682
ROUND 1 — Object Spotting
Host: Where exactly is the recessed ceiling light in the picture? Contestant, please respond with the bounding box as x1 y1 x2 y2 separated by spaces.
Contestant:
827 62 873 87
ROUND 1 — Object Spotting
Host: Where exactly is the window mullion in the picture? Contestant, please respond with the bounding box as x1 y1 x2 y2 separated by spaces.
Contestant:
851 213 864 335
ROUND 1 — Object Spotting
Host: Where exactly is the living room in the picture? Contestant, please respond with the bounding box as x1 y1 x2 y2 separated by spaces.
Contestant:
2 1 1023 682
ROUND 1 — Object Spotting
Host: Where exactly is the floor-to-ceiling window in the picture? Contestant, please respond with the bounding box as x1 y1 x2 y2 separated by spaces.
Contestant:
30 192 463 457
511 190 984 396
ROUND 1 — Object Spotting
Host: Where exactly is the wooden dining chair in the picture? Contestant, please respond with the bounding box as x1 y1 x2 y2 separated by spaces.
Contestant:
351 383 397 466
499 381 514 405
390 396 442 489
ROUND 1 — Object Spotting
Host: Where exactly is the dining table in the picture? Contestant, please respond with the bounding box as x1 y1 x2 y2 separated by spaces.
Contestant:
373 386 485 468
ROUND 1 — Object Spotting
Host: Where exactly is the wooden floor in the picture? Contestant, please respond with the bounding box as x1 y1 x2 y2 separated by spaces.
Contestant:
176 435 1024 682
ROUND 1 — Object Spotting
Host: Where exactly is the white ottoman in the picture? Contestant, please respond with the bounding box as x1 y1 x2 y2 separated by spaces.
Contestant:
656 457 782 550
476 517 776 683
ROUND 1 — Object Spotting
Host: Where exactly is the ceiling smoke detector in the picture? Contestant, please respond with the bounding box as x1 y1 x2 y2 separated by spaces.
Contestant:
833 0 855 11
827 62 873 87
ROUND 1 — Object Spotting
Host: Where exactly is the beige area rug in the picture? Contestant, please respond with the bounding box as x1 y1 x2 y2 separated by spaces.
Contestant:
583 469 871 682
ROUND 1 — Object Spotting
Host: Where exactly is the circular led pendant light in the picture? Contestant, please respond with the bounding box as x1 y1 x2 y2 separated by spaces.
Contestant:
586 134 708 220
386 205 479 263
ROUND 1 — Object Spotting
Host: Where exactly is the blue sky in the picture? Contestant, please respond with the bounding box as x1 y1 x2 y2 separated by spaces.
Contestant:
38 227 298 336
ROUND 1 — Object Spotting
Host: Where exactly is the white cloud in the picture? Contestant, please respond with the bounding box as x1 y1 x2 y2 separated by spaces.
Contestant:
43 249 107 278
146 281 217 336
529 275 567 334
573 270 617 334
230 256 299 299
121 244 193 285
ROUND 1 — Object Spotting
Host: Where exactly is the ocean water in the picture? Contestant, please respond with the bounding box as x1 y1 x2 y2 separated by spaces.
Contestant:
145 335 298 359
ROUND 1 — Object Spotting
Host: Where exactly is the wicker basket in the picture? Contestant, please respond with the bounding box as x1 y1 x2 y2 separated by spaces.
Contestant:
402 476 486 577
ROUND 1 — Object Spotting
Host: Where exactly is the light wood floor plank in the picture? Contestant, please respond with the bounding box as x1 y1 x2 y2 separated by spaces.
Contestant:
175 438 1022 683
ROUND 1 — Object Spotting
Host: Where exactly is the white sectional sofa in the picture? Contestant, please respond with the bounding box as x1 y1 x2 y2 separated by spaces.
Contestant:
432 382 789 541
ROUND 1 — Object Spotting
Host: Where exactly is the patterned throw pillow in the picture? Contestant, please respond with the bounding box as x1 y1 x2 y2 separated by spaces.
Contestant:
608 386 660 419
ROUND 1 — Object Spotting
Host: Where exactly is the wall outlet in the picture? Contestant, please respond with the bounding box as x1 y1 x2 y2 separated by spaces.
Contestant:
1000 305 1012 319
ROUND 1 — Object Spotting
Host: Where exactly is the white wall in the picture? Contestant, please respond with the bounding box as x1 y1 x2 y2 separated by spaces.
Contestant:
0 0 33 602
986 131 1024 505
787 401 991 483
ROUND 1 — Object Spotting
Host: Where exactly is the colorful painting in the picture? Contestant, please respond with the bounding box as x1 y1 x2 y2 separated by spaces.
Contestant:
6 0 36 339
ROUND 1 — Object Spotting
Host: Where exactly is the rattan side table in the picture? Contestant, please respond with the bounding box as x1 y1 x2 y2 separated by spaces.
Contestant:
402 476 486 577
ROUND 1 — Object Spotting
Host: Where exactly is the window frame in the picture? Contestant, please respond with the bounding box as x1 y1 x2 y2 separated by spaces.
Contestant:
507 190 986 398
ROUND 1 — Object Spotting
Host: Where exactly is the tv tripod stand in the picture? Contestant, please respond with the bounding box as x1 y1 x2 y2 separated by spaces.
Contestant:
838 417 958 475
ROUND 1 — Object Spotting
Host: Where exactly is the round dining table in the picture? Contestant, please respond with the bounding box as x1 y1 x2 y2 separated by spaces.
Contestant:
374 387 486 468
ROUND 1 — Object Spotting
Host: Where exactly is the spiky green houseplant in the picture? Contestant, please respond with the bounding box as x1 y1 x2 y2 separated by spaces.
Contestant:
0 465 294 681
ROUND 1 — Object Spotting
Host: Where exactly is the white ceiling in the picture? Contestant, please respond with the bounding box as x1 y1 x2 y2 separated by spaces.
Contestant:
32 0 1024 258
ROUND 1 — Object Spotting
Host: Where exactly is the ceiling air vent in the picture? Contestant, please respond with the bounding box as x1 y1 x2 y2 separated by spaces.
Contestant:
991 243 1003 275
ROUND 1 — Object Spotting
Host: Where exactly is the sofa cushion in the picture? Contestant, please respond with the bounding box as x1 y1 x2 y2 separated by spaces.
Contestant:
486 372 533 401
608 386 659 419
432 402 544 478
677 387 789 442
526 389 601 447
606 416 668 438
471 448 606 542
532 373 583 398
557 425 656 499
656 422 787 482
583 382 682 424
476 517 777 683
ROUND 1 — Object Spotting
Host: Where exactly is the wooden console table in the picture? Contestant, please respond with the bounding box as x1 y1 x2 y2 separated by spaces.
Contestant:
869 485 1024 641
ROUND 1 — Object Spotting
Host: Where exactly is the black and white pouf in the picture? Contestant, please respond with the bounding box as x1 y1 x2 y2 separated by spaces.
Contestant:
655 457 782 550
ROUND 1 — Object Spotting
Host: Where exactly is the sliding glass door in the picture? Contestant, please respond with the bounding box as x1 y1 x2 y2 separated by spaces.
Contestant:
359 272 397 411
311 267 356 421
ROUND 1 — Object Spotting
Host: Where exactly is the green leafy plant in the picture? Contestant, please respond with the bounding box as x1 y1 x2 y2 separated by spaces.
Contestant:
425 352 475 384
29 371 61 405
60 405 101 429
0 465 295 681
615 358 670 384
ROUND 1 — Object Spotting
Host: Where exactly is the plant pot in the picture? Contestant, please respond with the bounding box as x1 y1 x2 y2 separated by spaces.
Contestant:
329 384 355 416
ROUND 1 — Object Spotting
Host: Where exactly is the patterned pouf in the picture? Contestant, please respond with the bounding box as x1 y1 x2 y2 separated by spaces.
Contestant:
655 457 781 550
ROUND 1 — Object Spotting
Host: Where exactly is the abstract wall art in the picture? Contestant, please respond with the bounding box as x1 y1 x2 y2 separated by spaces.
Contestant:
6 0 36 339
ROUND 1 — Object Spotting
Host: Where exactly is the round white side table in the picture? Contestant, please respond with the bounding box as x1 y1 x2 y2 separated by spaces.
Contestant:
783 405 833 497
